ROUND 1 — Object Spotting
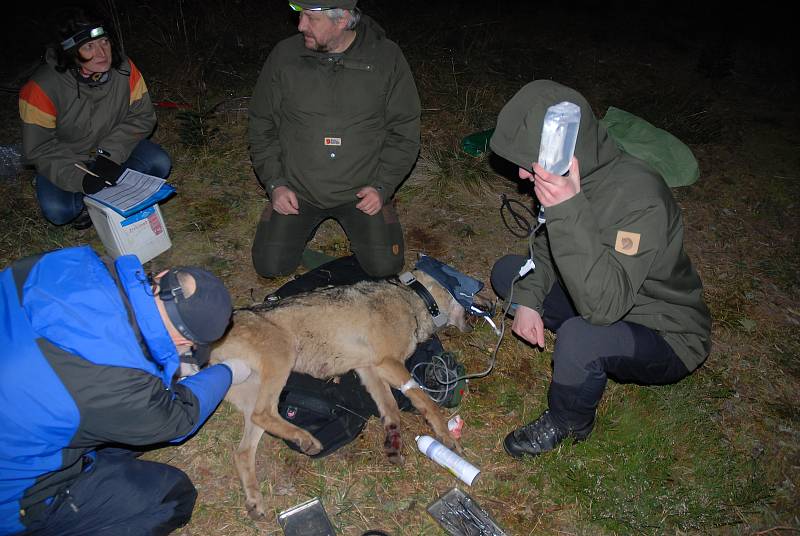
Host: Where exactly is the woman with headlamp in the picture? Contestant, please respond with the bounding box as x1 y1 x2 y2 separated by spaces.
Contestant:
18 8 171 229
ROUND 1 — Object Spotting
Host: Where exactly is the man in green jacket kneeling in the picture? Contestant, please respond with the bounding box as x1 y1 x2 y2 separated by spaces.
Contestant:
248 0 421 277
489 80 712 458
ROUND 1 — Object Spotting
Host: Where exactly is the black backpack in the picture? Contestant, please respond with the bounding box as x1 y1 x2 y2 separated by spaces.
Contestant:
267 255 453 458
277 370 383 458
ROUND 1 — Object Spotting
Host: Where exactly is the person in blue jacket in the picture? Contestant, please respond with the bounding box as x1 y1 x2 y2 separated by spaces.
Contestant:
0 245 250 536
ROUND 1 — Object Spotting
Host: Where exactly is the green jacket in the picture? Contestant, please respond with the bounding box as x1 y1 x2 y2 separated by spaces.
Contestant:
248 15 421 208
19 50 157 193
490 80 711 371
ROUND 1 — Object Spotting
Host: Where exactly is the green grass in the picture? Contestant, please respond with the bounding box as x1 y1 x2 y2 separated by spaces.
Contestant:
535 378 770 533
0 178 102 266
401 144 501 202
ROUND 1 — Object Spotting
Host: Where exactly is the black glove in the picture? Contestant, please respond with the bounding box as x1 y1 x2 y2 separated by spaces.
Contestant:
81 173 107 194
92 155 123 185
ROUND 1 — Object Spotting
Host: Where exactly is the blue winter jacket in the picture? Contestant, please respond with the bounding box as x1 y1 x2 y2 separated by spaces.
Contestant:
0 246 231 534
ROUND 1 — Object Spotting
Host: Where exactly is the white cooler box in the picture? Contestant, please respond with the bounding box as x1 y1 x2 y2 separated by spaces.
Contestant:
84 196 172 264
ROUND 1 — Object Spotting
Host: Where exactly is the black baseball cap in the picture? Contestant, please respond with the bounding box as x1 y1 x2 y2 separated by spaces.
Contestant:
158 267 232 345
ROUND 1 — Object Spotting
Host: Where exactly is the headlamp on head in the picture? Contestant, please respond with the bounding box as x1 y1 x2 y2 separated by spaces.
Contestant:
289 2 329 11
289 0 357 11
61 25 106 51
158 270 200 342
159 271 213 370
157 266 233 347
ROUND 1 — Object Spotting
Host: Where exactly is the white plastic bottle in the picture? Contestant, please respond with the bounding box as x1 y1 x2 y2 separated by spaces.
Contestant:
538 101 581 176
415 435 480 486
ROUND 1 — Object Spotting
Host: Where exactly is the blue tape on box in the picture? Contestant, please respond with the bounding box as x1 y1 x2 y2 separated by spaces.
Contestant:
120 205 157 227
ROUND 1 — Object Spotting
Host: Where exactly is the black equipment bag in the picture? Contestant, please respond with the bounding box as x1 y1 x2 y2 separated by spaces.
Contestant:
270 255 445 458
278 370 380 458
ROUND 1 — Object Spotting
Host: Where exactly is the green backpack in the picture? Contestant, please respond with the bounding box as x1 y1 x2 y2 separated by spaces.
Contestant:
599 106 700 187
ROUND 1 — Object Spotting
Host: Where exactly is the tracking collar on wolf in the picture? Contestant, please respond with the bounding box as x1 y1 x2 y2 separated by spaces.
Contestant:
398 255 492 328
398 271 447 328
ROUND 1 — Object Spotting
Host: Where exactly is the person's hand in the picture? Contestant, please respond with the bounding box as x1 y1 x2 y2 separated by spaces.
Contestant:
523 156 581 208
92 155 123 185
82 173 108 194
81 156 123 194
271 186 299 215
355 186 383 216
220 359 252 385
179 361 200 379
511 304 545 348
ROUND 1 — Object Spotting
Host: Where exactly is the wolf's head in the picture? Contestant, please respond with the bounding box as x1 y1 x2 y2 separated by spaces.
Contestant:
412 269 494 333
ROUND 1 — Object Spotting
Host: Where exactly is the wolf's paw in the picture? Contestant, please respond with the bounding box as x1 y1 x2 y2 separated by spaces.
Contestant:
246 498 267 521
293 430 322 455
437 432 463 454
383 423 404 465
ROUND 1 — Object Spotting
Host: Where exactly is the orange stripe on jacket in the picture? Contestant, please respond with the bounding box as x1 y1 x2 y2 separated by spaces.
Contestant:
128 60 148 104
19 81 57 129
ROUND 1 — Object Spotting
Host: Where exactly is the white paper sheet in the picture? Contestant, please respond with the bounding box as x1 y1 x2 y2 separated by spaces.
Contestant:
88 168 166 213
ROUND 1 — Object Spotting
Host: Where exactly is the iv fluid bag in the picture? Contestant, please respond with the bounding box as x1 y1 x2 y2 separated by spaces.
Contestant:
538 101 581 176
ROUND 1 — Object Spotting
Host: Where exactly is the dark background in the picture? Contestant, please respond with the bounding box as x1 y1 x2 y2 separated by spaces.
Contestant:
4 0 797 95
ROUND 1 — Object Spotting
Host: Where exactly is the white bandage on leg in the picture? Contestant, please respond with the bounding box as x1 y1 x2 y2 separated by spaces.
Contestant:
400 378 420 394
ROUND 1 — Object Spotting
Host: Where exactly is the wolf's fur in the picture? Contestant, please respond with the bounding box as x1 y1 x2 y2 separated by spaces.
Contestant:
211 270 487 519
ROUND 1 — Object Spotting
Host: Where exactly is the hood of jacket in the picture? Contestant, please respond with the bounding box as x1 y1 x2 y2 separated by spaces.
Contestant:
355 13 387 44
490 80 621 182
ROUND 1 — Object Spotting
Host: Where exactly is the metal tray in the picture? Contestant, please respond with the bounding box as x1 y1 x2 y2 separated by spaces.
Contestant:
277 497 336 536
427 487 508 536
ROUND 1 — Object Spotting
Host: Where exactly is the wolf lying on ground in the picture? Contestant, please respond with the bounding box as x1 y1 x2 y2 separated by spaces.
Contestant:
211 268 491 519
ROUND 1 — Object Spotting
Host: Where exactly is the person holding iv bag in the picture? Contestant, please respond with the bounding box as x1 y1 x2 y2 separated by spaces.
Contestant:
487 80 710 458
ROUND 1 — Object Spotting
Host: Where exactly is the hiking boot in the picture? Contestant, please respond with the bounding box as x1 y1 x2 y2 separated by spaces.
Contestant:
71 208 93 230
503 410 590 458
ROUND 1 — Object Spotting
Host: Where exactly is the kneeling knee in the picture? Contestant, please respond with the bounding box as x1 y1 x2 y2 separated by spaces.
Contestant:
252 250 299 278
490 254 527 300
149 151 172 179
163 471 197 527
358 254 403 278
553 317 597 366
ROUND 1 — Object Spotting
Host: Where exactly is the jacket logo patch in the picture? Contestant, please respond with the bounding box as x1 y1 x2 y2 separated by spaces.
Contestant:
324 137 342 146
615 230 641 255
